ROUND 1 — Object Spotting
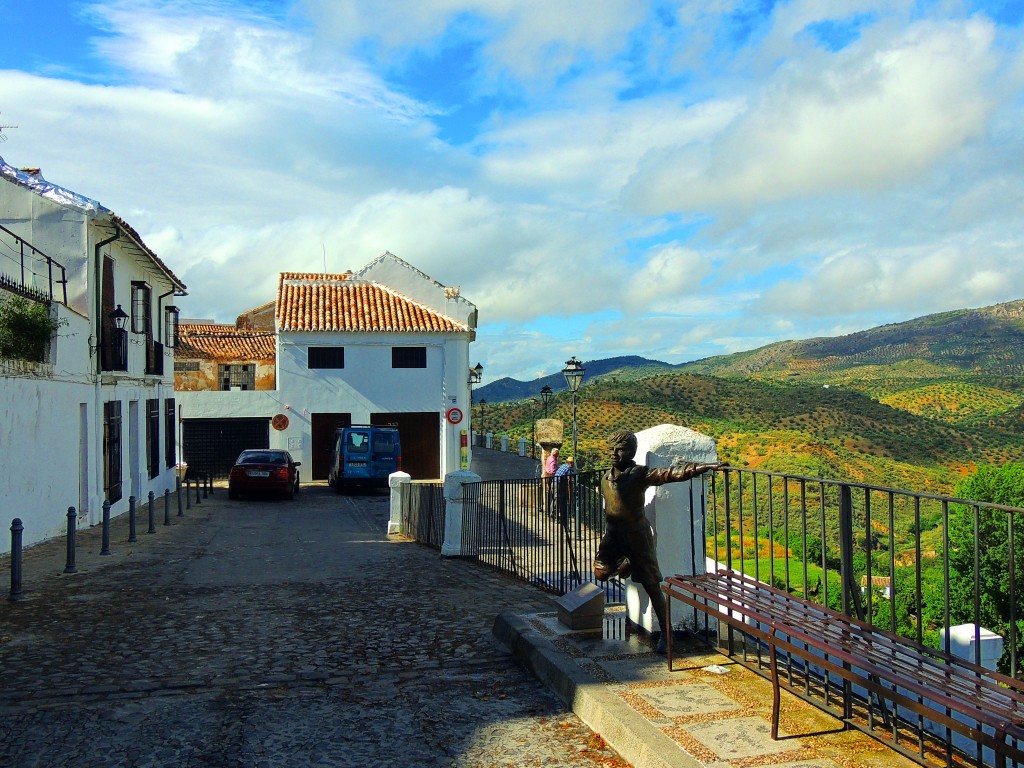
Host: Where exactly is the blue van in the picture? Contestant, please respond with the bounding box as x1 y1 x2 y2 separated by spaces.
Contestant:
328 425 402 492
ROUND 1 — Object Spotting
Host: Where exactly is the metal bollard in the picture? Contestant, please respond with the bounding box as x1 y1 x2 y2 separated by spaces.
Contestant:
195 477 201 505
9 518 25 602
164 488 171 526
177 477 184 517
64 507 78 574
186 478 191 510
128 495 137 542
147 490 156 534
100 500 111 556
207 474 214 495
202 475 209 498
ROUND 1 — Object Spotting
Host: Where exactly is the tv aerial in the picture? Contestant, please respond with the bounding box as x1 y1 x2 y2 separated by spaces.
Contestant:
0 115 17 143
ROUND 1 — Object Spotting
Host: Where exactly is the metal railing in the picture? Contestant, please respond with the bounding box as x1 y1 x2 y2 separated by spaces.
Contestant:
0 223 68 305
402 470 622 602
706 467 1024 677
401 481 446 549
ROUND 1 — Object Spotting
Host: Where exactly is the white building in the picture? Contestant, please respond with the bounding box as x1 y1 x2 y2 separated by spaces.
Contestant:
174 254 478 482
0 158 186 553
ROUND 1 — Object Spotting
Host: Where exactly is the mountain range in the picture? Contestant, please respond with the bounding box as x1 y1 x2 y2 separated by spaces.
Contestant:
476 299 1024 492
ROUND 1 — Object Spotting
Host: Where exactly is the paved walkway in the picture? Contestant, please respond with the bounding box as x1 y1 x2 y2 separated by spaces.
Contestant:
1 481 627 768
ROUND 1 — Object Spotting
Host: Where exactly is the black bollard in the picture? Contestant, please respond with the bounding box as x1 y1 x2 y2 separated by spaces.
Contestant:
64 507 78 574
164 488 171 526
100 500 111 556
202 475 209 499
147 490 156 534
9 518 24 602
186 478 192 510
177 477 184 517
195 477 201 505
128 496 137 543
207 474 214 496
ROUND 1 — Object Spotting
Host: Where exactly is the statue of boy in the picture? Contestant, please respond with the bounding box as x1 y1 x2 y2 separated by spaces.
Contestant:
595 428 727 653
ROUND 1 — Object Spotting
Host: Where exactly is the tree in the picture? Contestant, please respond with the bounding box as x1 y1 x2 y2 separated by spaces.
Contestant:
946 463 1024 671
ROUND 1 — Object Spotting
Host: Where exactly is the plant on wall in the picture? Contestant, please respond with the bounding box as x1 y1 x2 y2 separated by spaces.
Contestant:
0 294 65 363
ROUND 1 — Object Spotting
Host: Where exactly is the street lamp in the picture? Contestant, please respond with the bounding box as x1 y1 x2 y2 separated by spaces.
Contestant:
529 398 539 459
468 363 483 444
561 356 585 465
540 385 552 418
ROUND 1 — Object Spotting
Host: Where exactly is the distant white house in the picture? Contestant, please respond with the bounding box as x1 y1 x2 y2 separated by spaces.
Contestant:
0 157 186 552
174 253 479 482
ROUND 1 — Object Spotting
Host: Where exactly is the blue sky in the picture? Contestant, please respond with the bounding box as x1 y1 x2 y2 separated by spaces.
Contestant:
2 0 1023 383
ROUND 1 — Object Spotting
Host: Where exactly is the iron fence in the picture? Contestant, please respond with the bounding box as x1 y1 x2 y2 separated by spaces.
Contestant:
401 481 445 549
704 467 1024 677
0 223 68 305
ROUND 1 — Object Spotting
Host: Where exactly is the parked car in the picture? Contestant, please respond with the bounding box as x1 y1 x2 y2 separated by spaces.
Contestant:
328 425 401 493
228 449 301 500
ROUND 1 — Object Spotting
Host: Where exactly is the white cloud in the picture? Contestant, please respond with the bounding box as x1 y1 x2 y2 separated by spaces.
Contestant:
626 17 999 214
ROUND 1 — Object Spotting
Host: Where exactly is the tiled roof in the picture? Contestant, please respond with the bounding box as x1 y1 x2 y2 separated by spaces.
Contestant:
177 324 276 361
276 273 468 333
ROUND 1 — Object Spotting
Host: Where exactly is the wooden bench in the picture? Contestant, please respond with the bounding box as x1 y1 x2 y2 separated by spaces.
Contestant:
663 569 1024 767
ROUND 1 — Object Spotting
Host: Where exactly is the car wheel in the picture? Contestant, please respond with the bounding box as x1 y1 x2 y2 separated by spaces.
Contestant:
229 487 239 500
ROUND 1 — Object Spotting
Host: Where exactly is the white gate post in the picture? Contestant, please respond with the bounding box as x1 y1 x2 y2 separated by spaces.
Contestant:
442 470 481 557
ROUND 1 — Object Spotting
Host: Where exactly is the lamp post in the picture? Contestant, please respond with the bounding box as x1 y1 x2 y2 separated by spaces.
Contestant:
561 356 585 466
468 363 483 445
540 385 552 419
530 398 538 459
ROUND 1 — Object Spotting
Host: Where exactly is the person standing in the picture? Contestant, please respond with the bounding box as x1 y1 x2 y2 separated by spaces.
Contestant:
542 447 559 515
553 455 576 524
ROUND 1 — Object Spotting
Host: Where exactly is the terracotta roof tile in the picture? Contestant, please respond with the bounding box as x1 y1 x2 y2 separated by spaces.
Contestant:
177 324 276 361
275 274 467 333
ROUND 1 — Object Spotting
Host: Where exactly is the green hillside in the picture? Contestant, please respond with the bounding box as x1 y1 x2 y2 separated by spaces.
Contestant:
481 299 1024 494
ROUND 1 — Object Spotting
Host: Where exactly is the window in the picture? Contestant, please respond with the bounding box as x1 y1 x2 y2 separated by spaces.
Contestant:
131 282 151 336
174 361 200 372
165 399 176 469
103 401 122 503
164 306 179 348
218 363 256 391
146 399 160 479
308 347 345 369
392 346 426 369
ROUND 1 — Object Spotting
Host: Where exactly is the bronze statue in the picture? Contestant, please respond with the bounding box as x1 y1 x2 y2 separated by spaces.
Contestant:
595 428 726 653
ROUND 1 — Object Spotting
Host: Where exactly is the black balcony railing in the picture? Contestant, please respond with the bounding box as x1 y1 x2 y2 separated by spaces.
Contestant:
0 223 68 306
101 328 128 372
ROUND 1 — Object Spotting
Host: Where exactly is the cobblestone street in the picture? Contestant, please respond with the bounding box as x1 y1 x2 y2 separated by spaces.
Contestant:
0 483 628 768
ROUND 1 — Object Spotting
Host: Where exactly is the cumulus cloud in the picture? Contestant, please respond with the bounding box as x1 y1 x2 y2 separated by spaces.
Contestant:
625 17 999 214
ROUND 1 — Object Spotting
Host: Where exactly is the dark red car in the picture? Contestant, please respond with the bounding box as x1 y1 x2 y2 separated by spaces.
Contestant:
228 449 301 500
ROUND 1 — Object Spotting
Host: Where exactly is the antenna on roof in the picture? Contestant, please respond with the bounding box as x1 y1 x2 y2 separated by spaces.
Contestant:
322 243 327 274
0 115 16 143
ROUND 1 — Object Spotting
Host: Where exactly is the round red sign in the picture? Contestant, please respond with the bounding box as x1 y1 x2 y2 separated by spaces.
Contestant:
446 407 464 425
271 414 289 431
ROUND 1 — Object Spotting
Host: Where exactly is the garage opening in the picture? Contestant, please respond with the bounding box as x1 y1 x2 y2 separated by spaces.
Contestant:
372 412 440 481
182 418 269 479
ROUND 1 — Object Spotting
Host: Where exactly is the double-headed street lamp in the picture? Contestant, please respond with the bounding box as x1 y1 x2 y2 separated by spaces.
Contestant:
540 385 552 418
562 356 585 465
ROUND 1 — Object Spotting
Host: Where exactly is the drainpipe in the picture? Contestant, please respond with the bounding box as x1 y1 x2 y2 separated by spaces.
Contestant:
92 226 121 525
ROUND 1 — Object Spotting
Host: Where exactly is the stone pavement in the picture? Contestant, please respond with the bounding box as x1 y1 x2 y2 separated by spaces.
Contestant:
1 482 628 768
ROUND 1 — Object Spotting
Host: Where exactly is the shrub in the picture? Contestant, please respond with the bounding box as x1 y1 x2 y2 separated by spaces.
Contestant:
0 295 63 362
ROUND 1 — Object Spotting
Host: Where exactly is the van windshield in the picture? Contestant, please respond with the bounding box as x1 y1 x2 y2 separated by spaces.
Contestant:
346 432 369 453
